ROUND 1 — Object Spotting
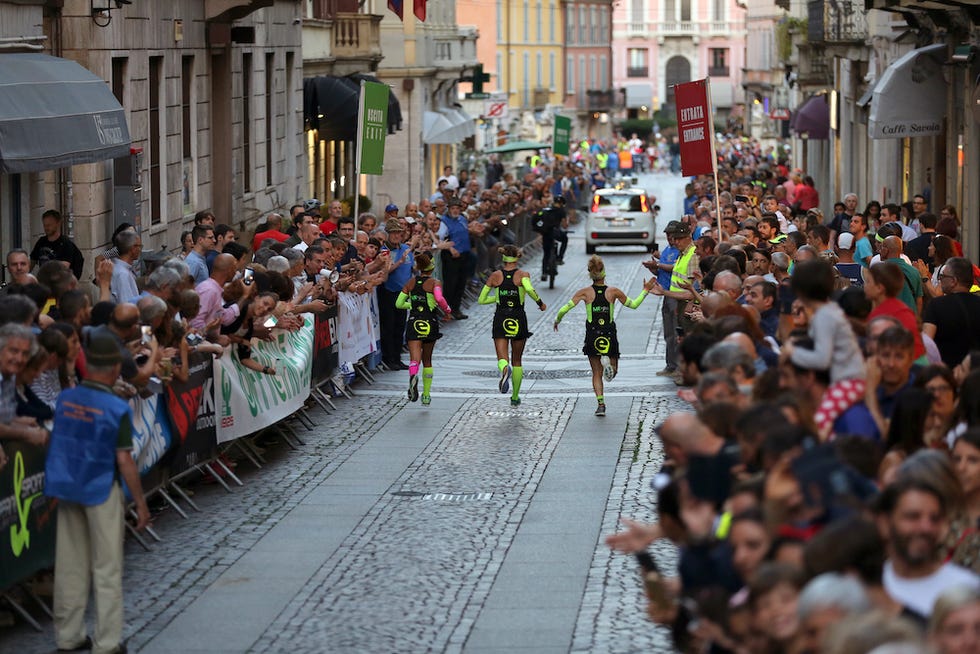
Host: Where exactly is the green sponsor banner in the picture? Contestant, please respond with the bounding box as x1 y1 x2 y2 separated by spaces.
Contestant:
358 81 390 175
553 115 572 156
0 442 57 590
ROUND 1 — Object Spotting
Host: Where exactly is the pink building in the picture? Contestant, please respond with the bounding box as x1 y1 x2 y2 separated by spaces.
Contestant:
562 0 616 139
611 0 747 125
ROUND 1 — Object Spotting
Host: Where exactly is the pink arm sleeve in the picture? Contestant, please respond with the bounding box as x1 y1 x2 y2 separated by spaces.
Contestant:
433 285 451 314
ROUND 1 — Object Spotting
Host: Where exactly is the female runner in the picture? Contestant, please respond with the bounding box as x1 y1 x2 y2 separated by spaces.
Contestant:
395 252 452 405
553 255 656 416
478 244 546 406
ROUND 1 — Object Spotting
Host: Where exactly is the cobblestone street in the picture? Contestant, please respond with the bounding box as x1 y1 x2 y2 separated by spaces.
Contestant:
2 173 690 653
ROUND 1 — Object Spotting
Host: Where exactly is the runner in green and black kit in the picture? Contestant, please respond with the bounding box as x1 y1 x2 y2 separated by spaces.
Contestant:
478 245 547 405
553 255 657 416
395 253 452 405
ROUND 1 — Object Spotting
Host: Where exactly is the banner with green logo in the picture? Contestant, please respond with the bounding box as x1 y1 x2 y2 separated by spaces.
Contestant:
216 316 315 444
553 115 572 156
0 442 57 589
357 81 390 176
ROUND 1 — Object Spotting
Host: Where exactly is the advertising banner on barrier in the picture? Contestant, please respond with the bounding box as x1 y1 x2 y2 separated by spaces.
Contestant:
337 292 378 367
216 316 315 443
312 306 339 384
130 392 174 476
0 441 57 590
166 352 217 475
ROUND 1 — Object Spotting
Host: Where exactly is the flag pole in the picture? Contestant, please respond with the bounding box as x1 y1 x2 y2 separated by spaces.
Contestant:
353 79 366 234
704 78 722 244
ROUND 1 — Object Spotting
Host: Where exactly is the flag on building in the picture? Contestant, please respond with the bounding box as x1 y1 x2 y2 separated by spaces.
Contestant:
388 0 403 19
413 0 426 21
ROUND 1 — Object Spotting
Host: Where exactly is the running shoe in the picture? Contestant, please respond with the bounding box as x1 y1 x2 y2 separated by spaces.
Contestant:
601 355 616 382
511 397 521 407
595 402 606 417
421 394 431 406
499 364 512 394
408 374 419 402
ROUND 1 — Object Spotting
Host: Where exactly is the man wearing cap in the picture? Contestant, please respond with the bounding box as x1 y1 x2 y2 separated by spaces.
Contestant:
440 199 472 320
319 200 343 236
45 332 150 654
650 221 698 379
643 229 681 375
383 203 400 224
378 219 415 369
835 232 863 287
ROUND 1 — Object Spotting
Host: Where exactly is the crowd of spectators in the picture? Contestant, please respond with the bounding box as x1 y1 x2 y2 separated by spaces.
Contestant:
605 138 980 653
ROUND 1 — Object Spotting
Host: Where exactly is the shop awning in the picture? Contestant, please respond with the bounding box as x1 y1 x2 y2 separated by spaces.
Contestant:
0 53 131 174
423 110 456 144
624 84 653 109
869 44 946 139
303 74 402 142
791 94 830 140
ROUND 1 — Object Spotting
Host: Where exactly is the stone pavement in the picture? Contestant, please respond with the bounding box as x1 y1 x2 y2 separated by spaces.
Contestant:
0 172 692 653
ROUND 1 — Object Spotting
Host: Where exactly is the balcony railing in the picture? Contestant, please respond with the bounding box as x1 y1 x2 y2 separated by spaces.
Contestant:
708 21 728 34
626 66 648 78
332 13 382 60
708 66 730 77
661 21 696 36
797 45 832 86
586 89 616 112
533 87 551 110
808 0 867 45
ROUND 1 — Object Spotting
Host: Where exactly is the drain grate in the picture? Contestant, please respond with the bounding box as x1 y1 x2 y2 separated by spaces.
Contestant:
391 491 493 501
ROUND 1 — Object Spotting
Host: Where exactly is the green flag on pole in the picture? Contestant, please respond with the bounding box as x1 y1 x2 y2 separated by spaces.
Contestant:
357 80 389 176
553 115 572 156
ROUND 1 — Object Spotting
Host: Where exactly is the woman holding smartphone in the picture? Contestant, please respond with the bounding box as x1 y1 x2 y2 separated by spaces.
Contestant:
478 245 546 406
394 253 452 406
553 255 656 416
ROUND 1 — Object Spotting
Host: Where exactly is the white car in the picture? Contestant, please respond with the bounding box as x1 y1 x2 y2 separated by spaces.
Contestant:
585 184 659 254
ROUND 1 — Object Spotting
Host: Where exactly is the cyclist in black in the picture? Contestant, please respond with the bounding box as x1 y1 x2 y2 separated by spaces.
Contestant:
478 244 547 406
533 195 568 280
554 255 657 416
395 252 453 405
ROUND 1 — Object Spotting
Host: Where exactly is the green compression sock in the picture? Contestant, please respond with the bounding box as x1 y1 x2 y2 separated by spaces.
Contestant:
497 358 508 372
511 366 523 400
422 367 433 395
597 395 604 404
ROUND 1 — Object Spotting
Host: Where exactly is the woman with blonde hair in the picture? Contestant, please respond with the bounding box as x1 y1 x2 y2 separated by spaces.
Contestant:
929 585 980 654
553 255 656 416
478 245 546 406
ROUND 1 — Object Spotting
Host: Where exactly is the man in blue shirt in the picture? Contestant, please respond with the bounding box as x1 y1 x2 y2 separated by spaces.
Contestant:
643 230 681 374
184 224 213 285
378 220 415 369
440 199 472 320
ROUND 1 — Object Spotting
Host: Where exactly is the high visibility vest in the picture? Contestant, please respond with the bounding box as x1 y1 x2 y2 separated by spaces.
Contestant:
596 152 609 168
670 244 697 292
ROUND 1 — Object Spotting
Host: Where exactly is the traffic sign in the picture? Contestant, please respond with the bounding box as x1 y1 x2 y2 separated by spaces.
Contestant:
770 108 791 120
466 92 490 99
484 100 508 120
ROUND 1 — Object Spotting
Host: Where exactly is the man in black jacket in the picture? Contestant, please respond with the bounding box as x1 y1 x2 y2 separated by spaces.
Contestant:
30 209 84 279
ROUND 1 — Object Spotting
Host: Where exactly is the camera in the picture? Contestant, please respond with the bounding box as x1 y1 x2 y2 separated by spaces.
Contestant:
186 333 204 346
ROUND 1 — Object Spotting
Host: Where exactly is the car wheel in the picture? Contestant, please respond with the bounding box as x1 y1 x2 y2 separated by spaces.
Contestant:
586 243 596 254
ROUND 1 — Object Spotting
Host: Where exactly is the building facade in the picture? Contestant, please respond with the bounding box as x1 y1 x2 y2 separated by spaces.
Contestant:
612 0 747 125
563 0 616 139
0 0 305 279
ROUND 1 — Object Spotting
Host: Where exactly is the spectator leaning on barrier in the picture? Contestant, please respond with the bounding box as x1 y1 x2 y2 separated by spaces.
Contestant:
0 323 49 469
378 219 414 370
185 225 214 286
45 331 150 654
191 253 254 339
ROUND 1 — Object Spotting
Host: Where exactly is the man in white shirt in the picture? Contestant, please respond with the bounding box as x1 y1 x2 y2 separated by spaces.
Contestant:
877 477 978 618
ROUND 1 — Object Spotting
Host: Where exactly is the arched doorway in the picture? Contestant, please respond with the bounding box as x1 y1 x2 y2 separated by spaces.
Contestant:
664 56 691 112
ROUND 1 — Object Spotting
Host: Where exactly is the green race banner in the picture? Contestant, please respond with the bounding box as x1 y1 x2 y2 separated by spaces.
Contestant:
216 316 315 444
0 441 57 589
553 115 572 156
357 81 390 176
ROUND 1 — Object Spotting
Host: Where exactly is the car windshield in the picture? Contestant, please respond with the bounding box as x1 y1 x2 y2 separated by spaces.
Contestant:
596 193 645 212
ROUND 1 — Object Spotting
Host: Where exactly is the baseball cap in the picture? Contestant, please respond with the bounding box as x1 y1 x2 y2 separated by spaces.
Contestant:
385 203 399 213
86 332 123 367
837 233 855 250
384 219 405 232
667 221 691 237
303 199 322 212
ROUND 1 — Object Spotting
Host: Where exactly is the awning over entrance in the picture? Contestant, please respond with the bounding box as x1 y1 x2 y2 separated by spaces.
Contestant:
0 53 131 174
869 44 946 139
624 84 653 109
791 94 830 140
422 107 475 145
303 74 402 142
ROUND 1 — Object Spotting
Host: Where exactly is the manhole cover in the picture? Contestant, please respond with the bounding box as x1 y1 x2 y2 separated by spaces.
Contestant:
463 368 591 379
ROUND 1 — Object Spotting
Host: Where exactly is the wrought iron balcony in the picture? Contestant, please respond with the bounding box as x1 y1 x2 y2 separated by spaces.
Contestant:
586 89 616 112
807 0 868 45
626 66 648 78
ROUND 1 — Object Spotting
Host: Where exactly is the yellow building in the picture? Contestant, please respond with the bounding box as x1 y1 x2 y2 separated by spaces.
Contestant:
498 0 564 111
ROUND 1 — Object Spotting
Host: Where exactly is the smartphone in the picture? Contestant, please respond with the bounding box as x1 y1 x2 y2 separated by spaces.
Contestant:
140 325 153 345
734 194 749 203
186 332 204 346
263 315 278 329
635 552 672 611
243 267 255 286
